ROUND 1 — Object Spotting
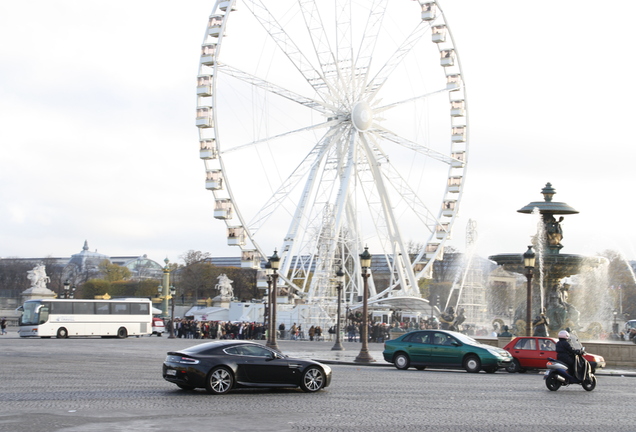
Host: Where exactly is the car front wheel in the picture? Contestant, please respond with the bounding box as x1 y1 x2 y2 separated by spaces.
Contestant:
463 355 481 373
300 366 325 392
394 353 410 370
206 367 234 395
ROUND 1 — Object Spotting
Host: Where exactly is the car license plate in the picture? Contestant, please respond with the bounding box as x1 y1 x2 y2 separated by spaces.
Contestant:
167 369 177 376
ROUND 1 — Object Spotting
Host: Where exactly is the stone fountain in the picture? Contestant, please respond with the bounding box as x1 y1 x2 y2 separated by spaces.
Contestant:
489 183 608 337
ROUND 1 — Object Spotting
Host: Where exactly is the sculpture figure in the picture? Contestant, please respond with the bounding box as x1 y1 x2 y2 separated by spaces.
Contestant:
215 274 234 298
26 264 50 290
545 215 564 247
439 306 455 330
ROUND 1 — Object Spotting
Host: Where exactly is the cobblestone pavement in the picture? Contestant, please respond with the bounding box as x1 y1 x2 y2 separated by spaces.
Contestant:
1 333 635 432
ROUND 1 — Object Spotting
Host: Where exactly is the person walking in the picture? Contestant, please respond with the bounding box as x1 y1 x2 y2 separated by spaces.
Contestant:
1 317 6 335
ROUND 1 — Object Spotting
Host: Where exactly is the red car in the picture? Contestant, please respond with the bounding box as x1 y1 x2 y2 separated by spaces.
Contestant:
503 336 605 373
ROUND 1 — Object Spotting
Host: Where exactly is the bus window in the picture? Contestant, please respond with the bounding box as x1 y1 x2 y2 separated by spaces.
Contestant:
95 303 110 314
131 303 150 315
50 302 72 314
39 306 49 324
113 303 130 315
73 302 94 314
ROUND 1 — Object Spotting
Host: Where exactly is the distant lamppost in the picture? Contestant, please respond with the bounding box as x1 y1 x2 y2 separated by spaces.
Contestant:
613 309 619 334
266 250 281 351
523 245 536 337
63 280 70 299
355 247 375 363
508 306 514 327
168 285 177 339
264 262 273 345
332 268 345 351
161 258 171 317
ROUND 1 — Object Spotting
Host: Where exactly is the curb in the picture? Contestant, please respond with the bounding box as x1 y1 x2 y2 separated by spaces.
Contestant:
313 359 636 376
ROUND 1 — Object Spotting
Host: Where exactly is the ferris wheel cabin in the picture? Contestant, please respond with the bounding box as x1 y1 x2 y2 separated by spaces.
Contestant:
197 75 213 96
421 2 437 21
214 199 233 219
226 227 245 246
432 25 446 43
207 15 224 38
205 170 223 191
199 139 218 160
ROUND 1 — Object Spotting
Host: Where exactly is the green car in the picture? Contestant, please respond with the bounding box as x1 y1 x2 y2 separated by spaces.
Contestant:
383 329 513 373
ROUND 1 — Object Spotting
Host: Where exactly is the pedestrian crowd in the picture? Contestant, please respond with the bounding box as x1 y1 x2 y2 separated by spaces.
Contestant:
168 319 267 340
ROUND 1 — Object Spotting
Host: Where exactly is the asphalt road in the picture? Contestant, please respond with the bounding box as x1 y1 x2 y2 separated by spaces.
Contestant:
1 335 635 432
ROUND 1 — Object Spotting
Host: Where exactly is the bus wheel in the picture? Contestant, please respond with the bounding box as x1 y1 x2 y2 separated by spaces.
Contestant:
56 327 68 339
117 327 128 339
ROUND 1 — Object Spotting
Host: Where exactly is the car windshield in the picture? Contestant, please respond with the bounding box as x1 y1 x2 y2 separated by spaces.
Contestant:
446 332 478 345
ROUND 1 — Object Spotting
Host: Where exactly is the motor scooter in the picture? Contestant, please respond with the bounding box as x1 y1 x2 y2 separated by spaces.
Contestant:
544 353 596 391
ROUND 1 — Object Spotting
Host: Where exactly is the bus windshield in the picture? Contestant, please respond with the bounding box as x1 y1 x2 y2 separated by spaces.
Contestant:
20 301 49 326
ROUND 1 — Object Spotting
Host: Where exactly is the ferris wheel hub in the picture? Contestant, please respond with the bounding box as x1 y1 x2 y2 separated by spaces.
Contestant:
351 101 373 132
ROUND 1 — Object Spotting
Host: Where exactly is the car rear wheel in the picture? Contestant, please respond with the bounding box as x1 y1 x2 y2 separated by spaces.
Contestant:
300 366 325 392
506 359 521 373
56 327 68 339
394 353 410 370
206 367 234 395
463 355 481 373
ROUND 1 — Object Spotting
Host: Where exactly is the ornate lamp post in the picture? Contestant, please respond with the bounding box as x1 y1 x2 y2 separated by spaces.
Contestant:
508 306 514 328
161 258 171 317
331 268 345 351
523 245 536 336
168 285 177 339
264 262 273 345
613 309 619 335
63 280 70 299
266 250 281 351
355 247 375 363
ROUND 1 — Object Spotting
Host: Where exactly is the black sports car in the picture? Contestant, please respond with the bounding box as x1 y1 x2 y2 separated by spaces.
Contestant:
163 340 332 394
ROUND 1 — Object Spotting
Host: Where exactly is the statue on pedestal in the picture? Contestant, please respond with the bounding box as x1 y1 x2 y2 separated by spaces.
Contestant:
215 274 234 299
21 264 56 301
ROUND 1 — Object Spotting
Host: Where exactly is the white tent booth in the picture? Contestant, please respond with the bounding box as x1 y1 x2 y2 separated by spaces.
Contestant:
187 306 230 321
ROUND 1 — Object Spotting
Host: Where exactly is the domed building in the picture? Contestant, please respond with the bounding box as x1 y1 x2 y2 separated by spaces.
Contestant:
65 240 111 280
62 240 164 285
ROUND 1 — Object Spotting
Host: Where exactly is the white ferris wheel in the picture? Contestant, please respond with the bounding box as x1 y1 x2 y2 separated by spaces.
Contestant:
196 0 468 305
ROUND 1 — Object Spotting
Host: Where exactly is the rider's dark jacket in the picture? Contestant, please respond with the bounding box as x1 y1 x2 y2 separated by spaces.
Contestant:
555 337 576 368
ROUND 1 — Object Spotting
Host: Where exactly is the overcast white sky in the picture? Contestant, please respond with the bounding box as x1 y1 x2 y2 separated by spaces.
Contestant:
1 1 635 265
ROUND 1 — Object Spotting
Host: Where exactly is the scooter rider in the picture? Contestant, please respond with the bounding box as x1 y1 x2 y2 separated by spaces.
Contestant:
555 330 578 374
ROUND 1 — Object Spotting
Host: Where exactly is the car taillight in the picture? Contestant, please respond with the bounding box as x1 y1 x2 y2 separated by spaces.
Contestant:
177 357 200 365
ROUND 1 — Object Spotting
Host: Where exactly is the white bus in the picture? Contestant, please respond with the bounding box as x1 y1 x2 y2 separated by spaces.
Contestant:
18 298 153 338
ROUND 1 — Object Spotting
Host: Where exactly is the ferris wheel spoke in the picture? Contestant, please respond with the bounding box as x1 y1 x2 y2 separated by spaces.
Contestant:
217 63 336 115
298 1 340 90
351 0 387 99
358 133 419 296
374 128 456 165
372 156 441 231
221 119 338 155
247 126 346 236
243 0 336 101
375 86 449 113
365 21 431 99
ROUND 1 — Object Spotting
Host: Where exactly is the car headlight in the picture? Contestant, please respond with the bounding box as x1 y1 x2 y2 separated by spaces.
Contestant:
486 348 510 359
